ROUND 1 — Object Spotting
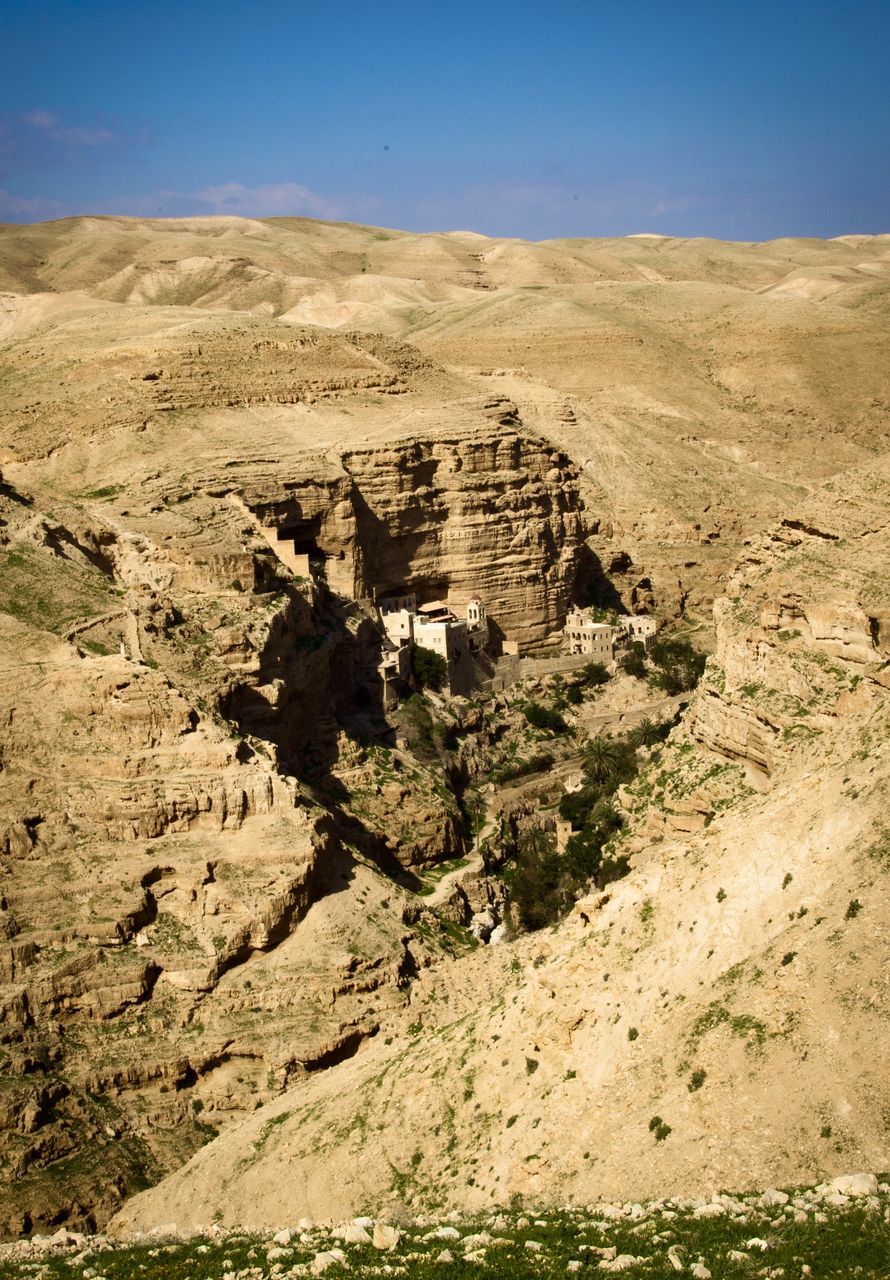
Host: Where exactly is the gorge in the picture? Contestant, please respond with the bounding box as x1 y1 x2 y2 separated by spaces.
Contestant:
0 216 888 1240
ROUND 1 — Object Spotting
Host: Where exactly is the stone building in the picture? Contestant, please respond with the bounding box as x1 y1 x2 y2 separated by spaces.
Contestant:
376 592 486 696
414 602 473 695
620 614 657 650
563 609 616 663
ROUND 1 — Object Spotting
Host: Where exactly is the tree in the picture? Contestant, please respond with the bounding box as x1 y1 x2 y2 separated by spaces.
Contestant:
619 642 647 679
581 661 610 687
582 734 623 783
412 644 447 691
649 637 706 694
628 717 666 749
523 702 568 734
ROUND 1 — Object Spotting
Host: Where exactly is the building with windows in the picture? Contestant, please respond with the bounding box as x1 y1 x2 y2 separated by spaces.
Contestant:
375 592 486 696
563 609 616 663
620 614 657 650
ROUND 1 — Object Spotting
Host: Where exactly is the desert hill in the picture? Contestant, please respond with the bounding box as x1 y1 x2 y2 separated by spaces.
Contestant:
0 215 888 1236
112 457 890 1229
3 216 889 624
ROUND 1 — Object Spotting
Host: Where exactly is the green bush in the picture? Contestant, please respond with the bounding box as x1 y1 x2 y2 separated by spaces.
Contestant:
523 701 568 734
412 644 448 691
649 637 706 694
620 642 648 679
581 661 610 687
491 751 554 784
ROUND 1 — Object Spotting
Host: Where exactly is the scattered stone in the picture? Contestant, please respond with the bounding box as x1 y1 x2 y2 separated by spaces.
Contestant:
524 1240 543 1252
462 1233 492 1249
690 1265 712 1279
343 1223 372 1246
435 1249 454 1264
273 1229 293 1246
599 1255 642 1273
312 1249 346 1273
829 1173 878 1198
666 1244 684 1271
760 1189 789 1207
373 1224 401 1251
693 1203 725 1219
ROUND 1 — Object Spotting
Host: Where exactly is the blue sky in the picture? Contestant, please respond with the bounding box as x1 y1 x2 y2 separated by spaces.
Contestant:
1 0 888 239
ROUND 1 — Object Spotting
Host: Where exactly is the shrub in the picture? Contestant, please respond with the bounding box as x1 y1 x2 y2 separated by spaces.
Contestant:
649 637 706 694
627 1027 639 1042
845 898 862 919
620 643 648 679
523 702 568 734
688 1068 707 1091
491 751 554 784
581 661 610 687
412 644 447 691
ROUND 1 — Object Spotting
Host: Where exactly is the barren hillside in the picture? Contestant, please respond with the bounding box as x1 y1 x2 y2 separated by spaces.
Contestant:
0 216 888 1236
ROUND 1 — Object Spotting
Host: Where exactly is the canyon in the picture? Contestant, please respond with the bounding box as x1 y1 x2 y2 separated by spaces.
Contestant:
0 216 888 1236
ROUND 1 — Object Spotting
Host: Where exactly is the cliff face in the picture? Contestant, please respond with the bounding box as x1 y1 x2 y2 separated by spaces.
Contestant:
245 422 588 650
0 407 592 1236
111 461 890 1232
687 461 890 784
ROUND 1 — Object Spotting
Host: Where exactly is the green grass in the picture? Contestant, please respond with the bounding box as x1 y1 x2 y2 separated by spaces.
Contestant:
2 1190 887 1279
0 544 117 634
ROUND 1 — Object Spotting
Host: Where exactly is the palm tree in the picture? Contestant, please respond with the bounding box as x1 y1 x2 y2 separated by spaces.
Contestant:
628 717 662 749
582 734 621 782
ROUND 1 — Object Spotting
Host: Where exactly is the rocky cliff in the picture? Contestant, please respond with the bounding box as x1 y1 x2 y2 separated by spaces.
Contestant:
111 459 890 1231
0 375 592 1235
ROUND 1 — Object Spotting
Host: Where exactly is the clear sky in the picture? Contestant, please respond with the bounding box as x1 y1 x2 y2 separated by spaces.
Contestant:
1 0 888 240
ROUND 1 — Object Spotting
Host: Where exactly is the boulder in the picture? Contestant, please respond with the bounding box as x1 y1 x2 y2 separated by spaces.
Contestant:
372 1224 401 1251
829 1173 878 1198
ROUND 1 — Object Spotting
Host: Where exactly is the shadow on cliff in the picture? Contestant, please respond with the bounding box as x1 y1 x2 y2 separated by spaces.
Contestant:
221 581 425 891
576 543 627 614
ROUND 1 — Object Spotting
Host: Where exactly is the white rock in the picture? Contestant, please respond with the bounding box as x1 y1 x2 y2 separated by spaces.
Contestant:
352 1217 374 1227
343 1223 372 1246
728 1251 748 1263
373 1224 401 1251
567 1263 582 1273
273 1229 292 1246
436 1249 454 1264
746 1238 770 1251
690 1266 711 1279
823 1192 849 1207
525 1240 543 1252
830 1173 878 1198
760 1189 789 1207
266 1247 290 1261
666 1245 684 1271
693 1203 725 1219
312 1249 346 1274
462 1233 492 1249
432 1227 461 1240
599 1257 641 1273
